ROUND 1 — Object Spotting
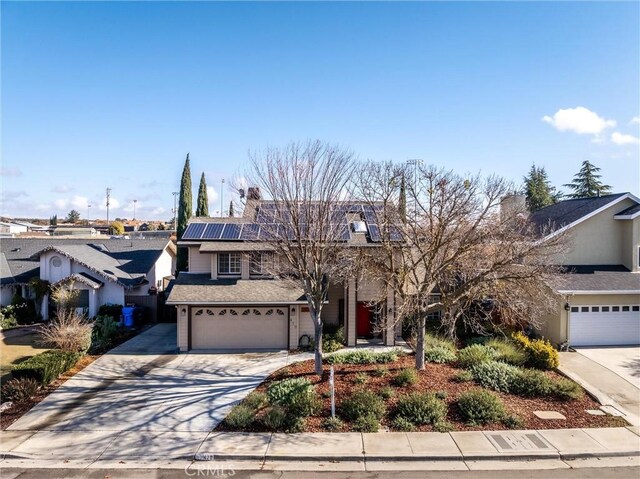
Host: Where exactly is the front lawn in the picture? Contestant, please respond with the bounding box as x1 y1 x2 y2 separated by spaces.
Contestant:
0 328 49 384
217 340 627 433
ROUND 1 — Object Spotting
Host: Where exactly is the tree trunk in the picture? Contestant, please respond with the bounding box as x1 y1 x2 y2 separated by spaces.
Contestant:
415 314 426 370
313 320 323 376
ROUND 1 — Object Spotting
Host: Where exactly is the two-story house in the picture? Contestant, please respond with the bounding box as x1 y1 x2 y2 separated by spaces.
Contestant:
530 193 640 347
166 200 397 352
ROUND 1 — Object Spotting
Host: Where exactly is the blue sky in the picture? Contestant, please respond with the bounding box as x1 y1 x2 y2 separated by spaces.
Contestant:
2 1 639 220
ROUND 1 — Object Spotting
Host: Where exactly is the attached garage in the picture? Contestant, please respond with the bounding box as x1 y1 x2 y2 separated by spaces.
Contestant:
190 306 289 350
569 304 640 347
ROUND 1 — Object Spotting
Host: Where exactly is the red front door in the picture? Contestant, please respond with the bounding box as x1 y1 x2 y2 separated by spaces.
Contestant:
356 302 373 338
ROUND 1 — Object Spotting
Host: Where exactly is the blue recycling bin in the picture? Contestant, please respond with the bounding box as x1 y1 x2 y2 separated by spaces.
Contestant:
122 306 135 328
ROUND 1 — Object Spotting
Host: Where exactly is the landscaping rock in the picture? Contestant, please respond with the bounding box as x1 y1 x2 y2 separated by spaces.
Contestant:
533 411 566 420
586 409 606 416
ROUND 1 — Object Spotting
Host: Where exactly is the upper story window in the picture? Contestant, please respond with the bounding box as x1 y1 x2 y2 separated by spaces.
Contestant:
250 252 273 276
218 252 241 275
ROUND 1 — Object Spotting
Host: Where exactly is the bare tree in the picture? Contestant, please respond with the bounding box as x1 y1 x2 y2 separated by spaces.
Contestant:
355 161 566 370
248 140 356 375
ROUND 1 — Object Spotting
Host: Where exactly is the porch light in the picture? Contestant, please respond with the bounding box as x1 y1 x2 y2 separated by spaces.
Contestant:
564 303 570 311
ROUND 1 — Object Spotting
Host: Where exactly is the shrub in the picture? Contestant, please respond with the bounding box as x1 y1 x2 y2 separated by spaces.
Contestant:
12 350 82 385
392 416 416 432
267 378 312 407
552 378 584 400
485 338 527 366
503 414 525 429
352 414 380 433
1 378 40 403
326 349 398 365
425 334 457 353
97 304 123 321
373 367 389 377
323 416 344 431
262 406 287 430
456 389 506 425
286 416 306 433
512 332 559 370
380 386 395 400
0 306 19 330
394 392 447 425
9 295 37 324
464 336 490 347
453 370 473 383
469 361 520 393
458 344 496 369
225 405 255 429
424 346 457 364
394 368 418 387
90 315 120 353
340 390 386 421
433 420 455 433
435 390 448 400
354 372 369 385
40 310 92 353
243 391 268 410
512 369 553 397
323 338 343 353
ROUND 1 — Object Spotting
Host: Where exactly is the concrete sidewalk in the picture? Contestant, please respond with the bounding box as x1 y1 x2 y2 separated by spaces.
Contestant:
2 427 639 466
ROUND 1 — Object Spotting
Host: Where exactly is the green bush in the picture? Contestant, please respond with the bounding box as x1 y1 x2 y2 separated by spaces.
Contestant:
394 368 418 387
453 370 473 383
552 378 584 400
267 378 312 407
352 414 380 433
243 391 268 410
340 390 386 421
354 372 369 385
456 389 506 425
326 349 399 365
424 346 457 364
425 334 457 353
323 416 344 431
323 338 344 353
225 405 255 429
512 369 553 397
373 367 389 377
512 332 559 370
1 377 40 403
10 295 37 324
12 350 83 385
392 416 416 432
486 338 527 366
469 360 520 393
433 420 455 433
435 390 448 400
0 306 19 330
262 406 287 430
458 344 496 369
97 304 123 321
380 386 395 400
503 414 525 429
286 416 306 433
394 392 447 425
90 315 120 353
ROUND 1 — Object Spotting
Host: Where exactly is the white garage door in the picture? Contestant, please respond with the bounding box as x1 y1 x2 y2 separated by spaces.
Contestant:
191 306 288 350
569 304 640 347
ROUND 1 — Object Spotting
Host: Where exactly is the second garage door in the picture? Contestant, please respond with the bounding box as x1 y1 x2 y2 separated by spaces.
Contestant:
569 304 640 347
191 306 288 350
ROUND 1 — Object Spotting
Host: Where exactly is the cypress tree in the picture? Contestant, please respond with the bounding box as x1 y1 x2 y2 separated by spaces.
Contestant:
229 201 235 217
196 172 209 217
563 160 612 198
523 164 561 212
398 174 407 223
177 153 192 272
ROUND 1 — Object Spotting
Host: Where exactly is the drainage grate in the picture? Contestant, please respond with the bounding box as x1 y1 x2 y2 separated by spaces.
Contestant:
487 432 552 452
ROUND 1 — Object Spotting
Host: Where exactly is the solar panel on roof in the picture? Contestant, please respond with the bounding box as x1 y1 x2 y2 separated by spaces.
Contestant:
368 224 381 242
221 223 241 240
338 225 350 241
202 223 224 239
240 223 260 240
389 226 403 241
182 223 207 240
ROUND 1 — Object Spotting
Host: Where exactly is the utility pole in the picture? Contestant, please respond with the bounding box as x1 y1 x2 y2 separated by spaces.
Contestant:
87 204 91 226
220 179 225 217
106 187 112 225
133 199 137 220
172 191 178 231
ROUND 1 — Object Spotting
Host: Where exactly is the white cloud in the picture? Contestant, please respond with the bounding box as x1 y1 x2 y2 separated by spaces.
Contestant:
542 107 616 135
54 199 68 209
207 186 220 204
151 207 166 216
97 197 121 211
0 168 22 177
611 131 640 145
71 195 89 209
51 185 73 193
631 116 640 125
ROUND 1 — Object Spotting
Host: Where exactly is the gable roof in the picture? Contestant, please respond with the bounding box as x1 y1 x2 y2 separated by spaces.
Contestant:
529 193 639 237
0 238 174 288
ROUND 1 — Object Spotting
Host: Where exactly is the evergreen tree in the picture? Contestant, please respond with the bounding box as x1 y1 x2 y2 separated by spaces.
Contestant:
66 209 81 223
563 160 612 198
523 164 561 212
398 174 407 223
177 153 193 271
49 215 58 226
195 172 209 217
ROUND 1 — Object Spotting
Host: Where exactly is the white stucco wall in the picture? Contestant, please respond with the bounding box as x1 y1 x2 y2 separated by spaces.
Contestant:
138 246 174 295
40 251 71 284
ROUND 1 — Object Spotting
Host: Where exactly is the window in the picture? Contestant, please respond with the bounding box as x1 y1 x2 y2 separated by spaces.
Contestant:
218 253 241 274
250 252 272 275
77 290 89 309
613 306 620 312
602 306 610 312
633 306 639 312
581 307 589 312
592 306 600 312
571 307 579 313
622 306 630 312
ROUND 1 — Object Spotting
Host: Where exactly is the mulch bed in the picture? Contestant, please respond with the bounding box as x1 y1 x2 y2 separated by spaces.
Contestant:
216 355 627 433
0 354 99 430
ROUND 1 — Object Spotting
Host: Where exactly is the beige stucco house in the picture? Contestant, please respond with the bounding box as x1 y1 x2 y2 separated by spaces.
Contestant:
167 201 396 352
532 193 640 347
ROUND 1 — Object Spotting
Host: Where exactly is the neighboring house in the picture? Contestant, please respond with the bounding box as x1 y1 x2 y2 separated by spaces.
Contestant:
167 201 396 352
530 193 640 347
0 238 176 318
52 227 100 237
0 222 28 236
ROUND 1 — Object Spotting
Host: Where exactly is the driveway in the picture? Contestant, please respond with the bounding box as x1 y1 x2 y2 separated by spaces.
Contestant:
7 323 291 433
575 347 640 388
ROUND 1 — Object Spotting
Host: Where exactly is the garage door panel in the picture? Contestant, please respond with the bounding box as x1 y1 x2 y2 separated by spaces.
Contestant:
191 307 288 350
570 307 640 347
